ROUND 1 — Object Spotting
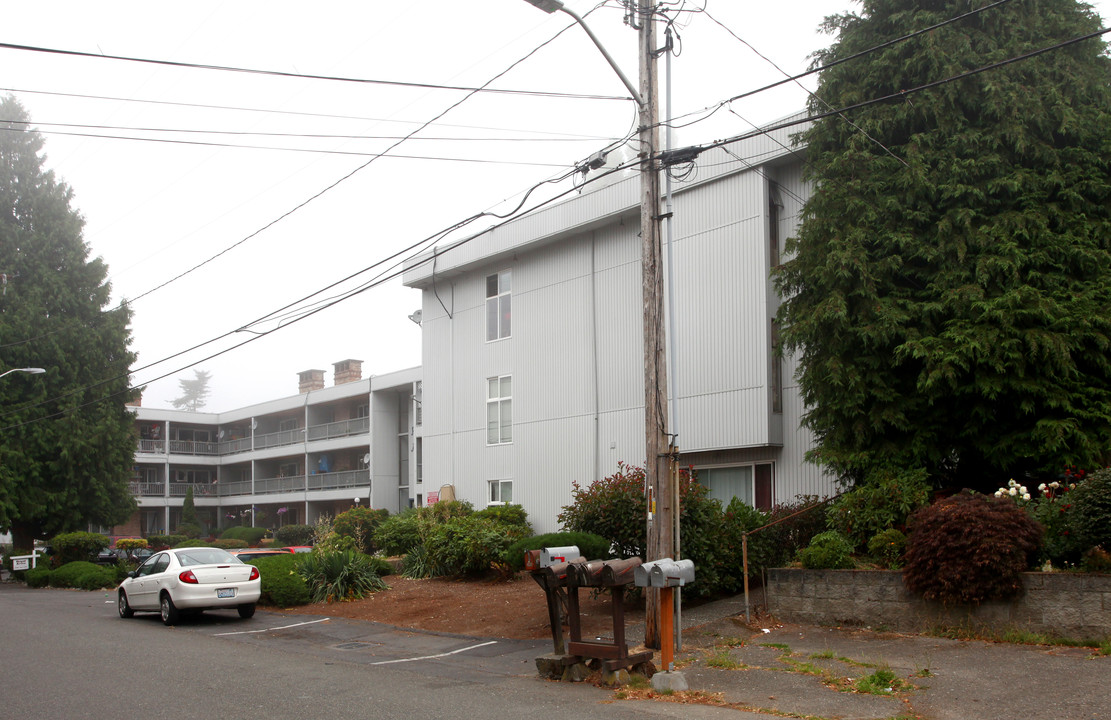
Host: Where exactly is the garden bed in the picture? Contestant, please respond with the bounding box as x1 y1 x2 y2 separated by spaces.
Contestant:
767 568 1111 640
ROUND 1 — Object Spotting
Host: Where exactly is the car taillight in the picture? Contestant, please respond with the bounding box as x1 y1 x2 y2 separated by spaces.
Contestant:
179 570 199 584
249 566 260 581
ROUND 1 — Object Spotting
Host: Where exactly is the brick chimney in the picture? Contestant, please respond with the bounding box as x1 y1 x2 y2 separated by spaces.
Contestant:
333 359 363 386
298 369 325 393
126 393 142 407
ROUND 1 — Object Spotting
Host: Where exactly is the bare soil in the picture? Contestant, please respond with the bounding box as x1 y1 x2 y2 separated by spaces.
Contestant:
286 571 645 640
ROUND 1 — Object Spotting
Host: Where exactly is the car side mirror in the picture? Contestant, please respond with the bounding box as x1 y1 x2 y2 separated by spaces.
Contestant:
127 570 137 579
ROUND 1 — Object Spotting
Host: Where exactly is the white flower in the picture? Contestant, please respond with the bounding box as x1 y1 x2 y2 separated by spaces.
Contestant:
1022 493 1031 501
1008 479 1018 487
994 490 1004 497
1008 488 1017 496
1050 481 1060 489
1038 483 1047 492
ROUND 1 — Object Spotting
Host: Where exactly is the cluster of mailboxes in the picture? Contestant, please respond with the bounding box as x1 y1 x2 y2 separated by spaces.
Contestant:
526 545 695 589
633 557 696 588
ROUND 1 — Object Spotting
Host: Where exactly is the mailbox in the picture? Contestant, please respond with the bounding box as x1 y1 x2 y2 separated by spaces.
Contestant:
634 558 696 588
539 545 581 568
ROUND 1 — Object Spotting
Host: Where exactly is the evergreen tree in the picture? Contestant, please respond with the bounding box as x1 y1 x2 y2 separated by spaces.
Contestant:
0 96 138 548
776 1 1111 487
172 369 211 411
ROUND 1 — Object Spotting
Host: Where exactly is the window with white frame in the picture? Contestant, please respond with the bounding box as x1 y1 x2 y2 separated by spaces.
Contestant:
486 375 512 445
697 464 774 511
485 270 512 342
489 479 513 504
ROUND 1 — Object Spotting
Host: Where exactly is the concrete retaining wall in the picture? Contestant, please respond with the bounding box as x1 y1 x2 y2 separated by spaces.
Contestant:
766 569 1111 639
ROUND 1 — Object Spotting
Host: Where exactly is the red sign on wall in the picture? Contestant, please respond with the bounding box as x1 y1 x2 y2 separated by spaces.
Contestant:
426 491 439 505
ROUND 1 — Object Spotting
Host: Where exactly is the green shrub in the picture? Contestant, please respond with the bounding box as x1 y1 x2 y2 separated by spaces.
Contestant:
1067 468 1111 552
715 498 773 591
867 529 907 569
49 561 118 590
147 534 186 550
173 538 214 548
49 532 110 565
826 468 931 551
418 500 474 523
274 524 315 547
220 526 269 546
375 511 422 556
419 516 516 577
503 532 612 570
473 503 531 532
210 538 248 549
297 550 388 603
797 531 856 569
333 507 390 555
903 493 1042 604
25 566 52 588
1082 546 1111 572
558 462 647 558
756 496 833 570
175 523 203 539
248 554 312 607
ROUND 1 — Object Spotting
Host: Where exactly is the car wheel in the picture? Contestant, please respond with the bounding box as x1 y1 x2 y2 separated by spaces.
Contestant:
117 591 134 619
160 593 179 625
237 602 256 619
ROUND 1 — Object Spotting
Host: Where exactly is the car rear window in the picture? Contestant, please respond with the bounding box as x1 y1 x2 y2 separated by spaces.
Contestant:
175 548 240 567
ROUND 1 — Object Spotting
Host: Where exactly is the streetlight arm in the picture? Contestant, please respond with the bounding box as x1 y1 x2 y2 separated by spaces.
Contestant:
523 0 644 107
0 367 46 379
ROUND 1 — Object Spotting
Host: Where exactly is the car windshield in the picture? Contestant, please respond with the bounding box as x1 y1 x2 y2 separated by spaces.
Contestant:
174 548 240 567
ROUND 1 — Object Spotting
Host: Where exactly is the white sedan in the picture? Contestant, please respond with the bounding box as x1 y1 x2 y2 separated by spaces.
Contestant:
117 547 261 625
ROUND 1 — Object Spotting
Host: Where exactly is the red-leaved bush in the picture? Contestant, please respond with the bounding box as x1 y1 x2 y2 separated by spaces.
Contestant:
902 492 1043 605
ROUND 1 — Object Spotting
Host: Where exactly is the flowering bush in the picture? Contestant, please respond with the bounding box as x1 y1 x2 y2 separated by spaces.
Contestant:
994 475 1082 567
993 479 1032 503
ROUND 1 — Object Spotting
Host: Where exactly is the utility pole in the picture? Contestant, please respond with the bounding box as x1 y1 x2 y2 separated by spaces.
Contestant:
636 0 671 652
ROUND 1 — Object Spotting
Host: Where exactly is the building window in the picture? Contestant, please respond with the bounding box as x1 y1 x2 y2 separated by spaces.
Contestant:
356 403 369 419
414 381 423 427
485 270 512 342
416 438 423 484
769 181 783 268
486 375 512 445
490 479 513 504
697 464 774 511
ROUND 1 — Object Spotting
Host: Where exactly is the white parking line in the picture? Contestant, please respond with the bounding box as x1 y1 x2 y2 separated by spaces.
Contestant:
369 640 498 665
213 617 331 636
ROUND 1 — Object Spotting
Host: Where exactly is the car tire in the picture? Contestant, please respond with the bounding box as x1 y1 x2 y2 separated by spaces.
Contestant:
237 603 256 619
160 593 180 625
118 591 134 619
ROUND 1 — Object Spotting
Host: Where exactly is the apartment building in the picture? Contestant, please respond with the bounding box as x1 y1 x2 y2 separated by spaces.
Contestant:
118 360 423 537
402 113 836 534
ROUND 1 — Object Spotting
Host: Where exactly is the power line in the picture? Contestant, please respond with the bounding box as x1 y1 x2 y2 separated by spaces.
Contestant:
0 41 633 103
0 124 575 166
0 86 615 140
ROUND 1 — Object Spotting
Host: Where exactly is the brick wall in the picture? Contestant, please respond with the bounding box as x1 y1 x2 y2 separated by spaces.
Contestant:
767 568 1111 640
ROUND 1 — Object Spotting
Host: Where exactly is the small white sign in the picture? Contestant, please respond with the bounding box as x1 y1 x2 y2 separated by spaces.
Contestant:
12 558 29 571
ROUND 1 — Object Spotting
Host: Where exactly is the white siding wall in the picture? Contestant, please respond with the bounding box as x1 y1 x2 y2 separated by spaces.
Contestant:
417 136 836 531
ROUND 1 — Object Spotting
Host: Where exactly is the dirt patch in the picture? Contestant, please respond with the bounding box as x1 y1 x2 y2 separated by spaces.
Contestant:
286 571 645 641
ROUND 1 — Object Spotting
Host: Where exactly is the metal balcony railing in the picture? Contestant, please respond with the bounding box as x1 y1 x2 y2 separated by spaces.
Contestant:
254 428 305 449
137 439 165 454
306 416 370 441
130 481 165 497
168 440 219 455
219 437 252 455
308 469 370 492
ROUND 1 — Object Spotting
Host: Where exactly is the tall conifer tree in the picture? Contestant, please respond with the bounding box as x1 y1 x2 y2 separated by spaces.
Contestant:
776 1 1111 486
0 96 138 547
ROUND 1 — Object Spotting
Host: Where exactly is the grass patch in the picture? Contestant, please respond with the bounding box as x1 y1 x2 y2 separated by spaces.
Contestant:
809 649 835 659
760 642 791 651
853 668 910 696
706 651 745 670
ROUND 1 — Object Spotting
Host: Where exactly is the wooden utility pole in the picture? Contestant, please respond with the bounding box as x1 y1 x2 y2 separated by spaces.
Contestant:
638 0 671 651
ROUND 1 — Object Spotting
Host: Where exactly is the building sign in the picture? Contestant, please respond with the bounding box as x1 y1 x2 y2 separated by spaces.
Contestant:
426 490 439 505
12 558 29 571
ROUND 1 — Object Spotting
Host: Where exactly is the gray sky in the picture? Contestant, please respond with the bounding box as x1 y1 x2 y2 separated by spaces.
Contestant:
3 1 1108 412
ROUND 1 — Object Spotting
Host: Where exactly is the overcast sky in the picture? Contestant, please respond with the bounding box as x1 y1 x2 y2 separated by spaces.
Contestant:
4 1 1108 412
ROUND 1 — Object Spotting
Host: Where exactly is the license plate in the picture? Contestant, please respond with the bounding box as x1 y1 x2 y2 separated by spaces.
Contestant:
217 588 235 598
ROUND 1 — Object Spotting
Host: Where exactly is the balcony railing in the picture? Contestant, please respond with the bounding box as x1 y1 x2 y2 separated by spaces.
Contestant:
137 439 165 454
138 417 370 457
308 469 370 492
307 416 370 442
129 481 165 497
168 440 219 456
254 428 305 449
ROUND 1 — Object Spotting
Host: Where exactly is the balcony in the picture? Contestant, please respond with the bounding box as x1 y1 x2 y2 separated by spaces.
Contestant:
307 416 370 442
168 440 219 456
137 439 165 454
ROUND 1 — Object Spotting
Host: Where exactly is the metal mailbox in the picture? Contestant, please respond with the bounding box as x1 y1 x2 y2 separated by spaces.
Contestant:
633 558 696 588
540 545 581 568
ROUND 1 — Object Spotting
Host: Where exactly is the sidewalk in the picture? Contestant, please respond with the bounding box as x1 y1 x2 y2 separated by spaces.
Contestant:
621 594 1108 720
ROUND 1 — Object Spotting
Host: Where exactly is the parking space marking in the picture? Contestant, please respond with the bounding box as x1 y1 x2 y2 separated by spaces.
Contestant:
213 617 331 636
369 640 498 665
